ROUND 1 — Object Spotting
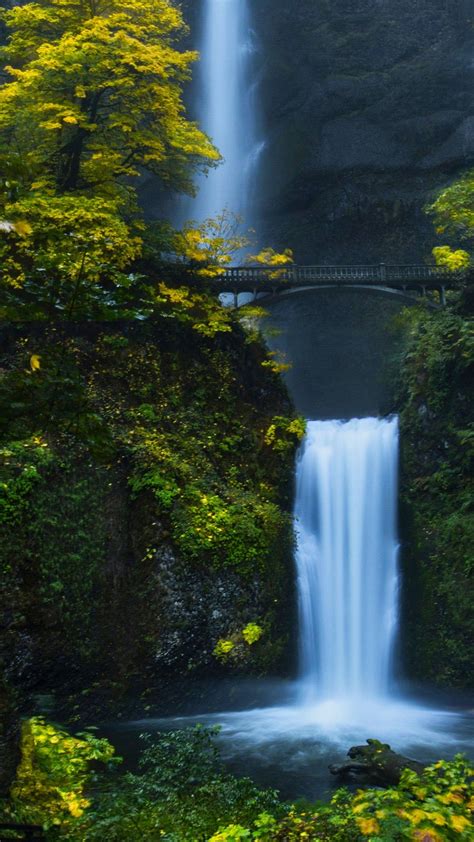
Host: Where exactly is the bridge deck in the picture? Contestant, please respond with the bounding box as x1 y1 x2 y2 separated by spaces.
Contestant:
210 264 467 294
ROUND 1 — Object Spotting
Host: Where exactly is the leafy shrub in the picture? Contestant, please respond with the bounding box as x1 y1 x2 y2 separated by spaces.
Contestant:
213 639 236 661
213 623 265 665
242 624 263 645
4 720 473 841
5 717 115 828
264 417 306 453
67 725 283 841
213 755 474 841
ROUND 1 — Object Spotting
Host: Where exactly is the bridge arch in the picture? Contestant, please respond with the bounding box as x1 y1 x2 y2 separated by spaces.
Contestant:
258 285 419 419
238 283 437 308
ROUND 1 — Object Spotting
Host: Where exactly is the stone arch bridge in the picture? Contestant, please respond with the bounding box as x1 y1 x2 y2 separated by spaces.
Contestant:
208 264 469 307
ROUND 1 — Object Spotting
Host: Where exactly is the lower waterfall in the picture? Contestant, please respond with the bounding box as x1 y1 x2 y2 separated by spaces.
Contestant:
295 417 399 703
123 419 472 799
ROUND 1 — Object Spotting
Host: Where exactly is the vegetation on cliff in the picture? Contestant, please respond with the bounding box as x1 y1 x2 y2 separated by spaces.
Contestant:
396 170 474 687
0 315 300 717
397 302 473 686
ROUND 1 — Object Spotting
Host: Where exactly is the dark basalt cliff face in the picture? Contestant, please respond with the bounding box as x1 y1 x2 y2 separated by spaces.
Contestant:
251 0 474 262
0 321 297 730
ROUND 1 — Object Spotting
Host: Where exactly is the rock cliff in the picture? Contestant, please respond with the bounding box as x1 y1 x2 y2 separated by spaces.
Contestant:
0 320 297 724
252 0 474 261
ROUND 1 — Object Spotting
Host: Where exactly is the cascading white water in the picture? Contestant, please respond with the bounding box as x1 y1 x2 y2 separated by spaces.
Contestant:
131 413 472 785
295 417 400 703
191 0 260 222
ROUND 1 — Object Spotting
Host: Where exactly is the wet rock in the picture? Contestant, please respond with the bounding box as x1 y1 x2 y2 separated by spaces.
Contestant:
329 738 426 786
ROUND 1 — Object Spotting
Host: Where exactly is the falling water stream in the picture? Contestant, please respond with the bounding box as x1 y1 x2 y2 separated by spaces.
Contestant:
296 418 399 704
189 0 261 223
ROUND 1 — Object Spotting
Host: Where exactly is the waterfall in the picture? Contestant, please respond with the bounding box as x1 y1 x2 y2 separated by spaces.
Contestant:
130 413 471 780
190 0 260 223
295 417 400 703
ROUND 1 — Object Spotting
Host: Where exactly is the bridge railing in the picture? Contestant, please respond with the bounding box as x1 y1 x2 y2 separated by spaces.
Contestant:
384 264 454 280
220 264 457 286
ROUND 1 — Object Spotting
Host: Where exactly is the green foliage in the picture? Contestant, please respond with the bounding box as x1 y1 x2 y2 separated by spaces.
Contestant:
0 0 217 195
264 416 306 453
172 487 283 574
4 720 473 841
213 624 264 664
213 756 473 841
213 639 236 662
153 283 233 337
432 246 470 271
428 170 474 276
0 320 296 701
246 247 294 281
63 725 282 841
241 623 263 646
6 717 115 827
428 170 474 252
0 194 140 292
0 432 108 663
173 211 251 279
347 754 474 840
397 305 474 685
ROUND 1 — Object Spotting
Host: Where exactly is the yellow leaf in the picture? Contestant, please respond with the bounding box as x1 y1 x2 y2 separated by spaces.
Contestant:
29 354 41 371
63 115 78 124
451 815 471 833
410 809 430 825
430 812 447 826
357 817 380 835
352 800 370 815
14 220 33 237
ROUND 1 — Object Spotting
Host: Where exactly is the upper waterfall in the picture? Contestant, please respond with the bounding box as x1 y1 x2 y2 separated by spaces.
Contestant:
190 0 261 223
295 417 400 703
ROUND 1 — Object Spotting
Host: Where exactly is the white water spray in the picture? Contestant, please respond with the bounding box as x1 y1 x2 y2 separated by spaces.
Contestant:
191 0 261 223
130 416 472 779
295 417 400 704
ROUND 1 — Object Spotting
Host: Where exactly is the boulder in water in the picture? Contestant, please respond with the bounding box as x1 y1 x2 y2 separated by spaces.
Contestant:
329 738 425 787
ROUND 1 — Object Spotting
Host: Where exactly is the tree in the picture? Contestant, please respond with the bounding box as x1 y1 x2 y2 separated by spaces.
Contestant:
172 210 251 279
0 0 219 316
428 170 473 269
246 246 294 280
0 0 217 197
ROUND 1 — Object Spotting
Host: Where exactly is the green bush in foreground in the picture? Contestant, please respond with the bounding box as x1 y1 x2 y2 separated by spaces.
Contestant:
213 754 473 840
1 719 473 841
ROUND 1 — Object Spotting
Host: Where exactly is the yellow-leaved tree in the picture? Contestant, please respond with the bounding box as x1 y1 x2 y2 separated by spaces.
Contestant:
0 0 219 317
428 170 473 270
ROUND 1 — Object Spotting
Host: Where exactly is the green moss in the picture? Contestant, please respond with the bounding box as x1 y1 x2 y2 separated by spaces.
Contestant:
397 302 474 687
0 437 108 671
0 315 297 706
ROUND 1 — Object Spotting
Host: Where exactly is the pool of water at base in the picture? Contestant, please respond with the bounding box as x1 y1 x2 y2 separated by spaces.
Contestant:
103 685 474 802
